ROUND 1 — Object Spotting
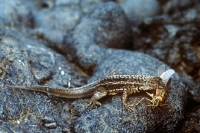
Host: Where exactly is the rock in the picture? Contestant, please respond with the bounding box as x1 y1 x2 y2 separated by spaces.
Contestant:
30 0 114 48
32 4 82 45
181 106 200 132
182 77 200 103
0 0 34 27
64 2 132 70
0 0 197 132
161 0 193 13
0 27 186 132
132 7 200 82
73 50 186 132
120 0 160 23
0 27 86 132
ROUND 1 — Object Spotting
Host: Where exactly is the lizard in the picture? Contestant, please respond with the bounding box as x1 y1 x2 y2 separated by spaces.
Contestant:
4 69 175 111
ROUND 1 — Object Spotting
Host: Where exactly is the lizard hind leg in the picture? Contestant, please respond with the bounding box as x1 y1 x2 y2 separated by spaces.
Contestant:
125 97 152 111
88 87 107 108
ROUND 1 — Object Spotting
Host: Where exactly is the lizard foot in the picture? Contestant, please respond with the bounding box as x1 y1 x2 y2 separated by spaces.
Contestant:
88 99 101 108
87 87 107 108
124 104 134 112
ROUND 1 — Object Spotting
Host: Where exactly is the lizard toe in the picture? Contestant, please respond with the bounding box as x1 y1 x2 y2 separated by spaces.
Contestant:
88 100 101 108
124 104 134 112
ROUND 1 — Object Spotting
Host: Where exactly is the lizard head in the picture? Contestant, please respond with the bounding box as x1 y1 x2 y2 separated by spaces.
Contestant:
150 69 175 89
149 77 166 90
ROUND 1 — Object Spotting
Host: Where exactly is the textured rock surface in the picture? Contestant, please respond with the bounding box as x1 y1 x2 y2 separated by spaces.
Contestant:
64 2 132 70
180 105 200 133
120 0 160 23
74 50 186 132
130 1 200 131
0 28 87 132
0 0 199 132
132 3 200 82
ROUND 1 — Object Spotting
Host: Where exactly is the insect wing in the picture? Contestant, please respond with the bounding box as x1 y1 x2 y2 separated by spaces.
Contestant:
160 69 175 85
157 65 166 77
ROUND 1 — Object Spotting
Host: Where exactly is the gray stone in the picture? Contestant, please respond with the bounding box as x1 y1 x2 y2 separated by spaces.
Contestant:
0 0 34 27
0 0 196 132
0 28 85 132
32 5 82 45
161 0 193 13
181 106 200 132
64 2 132 70
0 27 186 132
73 50 186 132
120 0 160 23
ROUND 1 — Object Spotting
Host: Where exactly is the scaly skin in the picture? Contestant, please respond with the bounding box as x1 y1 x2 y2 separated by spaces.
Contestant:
5 75 168 111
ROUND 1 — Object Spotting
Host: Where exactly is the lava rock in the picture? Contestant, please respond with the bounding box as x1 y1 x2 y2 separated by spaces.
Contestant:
0 27 187 132
120 0 160 23
32 4 82 45
132 7 200 82
161 0 193 13
64 2 132 70
0 27 86 132
181 105 200 132
73 50 187 132
0 0 197 132
0 0 34 27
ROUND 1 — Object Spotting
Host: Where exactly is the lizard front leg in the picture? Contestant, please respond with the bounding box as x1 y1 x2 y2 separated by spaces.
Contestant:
88 87 107 108
123 92 160 110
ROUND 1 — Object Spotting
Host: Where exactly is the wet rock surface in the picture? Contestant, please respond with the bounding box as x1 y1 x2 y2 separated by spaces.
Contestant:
0 0 199 132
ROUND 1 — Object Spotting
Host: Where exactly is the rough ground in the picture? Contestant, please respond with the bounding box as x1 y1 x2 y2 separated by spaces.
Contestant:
0 0 199 132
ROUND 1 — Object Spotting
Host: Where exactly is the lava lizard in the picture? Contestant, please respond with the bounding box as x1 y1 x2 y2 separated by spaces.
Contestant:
5 69 175 111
